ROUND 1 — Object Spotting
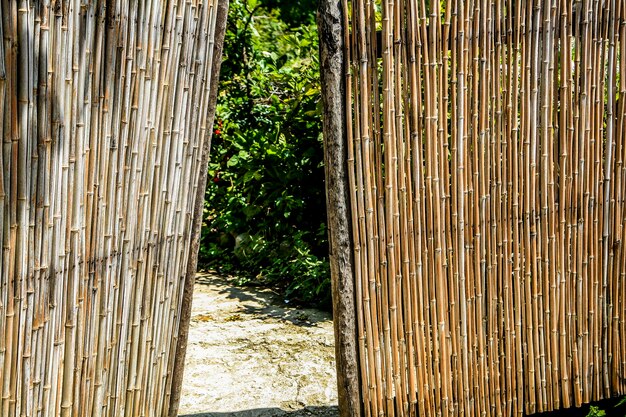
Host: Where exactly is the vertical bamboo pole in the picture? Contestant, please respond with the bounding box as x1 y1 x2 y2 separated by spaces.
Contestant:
167 2 228 416
337 0 625 415
1 1 228 417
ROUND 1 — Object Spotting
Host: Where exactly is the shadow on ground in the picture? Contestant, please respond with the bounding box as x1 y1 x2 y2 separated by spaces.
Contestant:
181 405 339 417
195 273 331 327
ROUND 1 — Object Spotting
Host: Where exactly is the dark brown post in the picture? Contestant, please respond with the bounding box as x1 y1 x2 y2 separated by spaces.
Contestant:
167 2 230 416
318 2 362 417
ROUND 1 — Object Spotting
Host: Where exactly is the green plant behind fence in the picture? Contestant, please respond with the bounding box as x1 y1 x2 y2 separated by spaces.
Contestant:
200 0 331 307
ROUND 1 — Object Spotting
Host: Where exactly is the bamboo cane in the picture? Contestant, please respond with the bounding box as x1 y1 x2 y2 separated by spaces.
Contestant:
341 0 626 415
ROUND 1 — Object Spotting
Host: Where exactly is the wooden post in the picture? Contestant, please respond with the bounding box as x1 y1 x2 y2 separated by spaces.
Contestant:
167 2 230 416
318 2 363 417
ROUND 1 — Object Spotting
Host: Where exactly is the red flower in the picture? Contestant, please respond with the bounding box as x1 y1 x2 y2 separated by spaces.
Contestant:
214 129 221 136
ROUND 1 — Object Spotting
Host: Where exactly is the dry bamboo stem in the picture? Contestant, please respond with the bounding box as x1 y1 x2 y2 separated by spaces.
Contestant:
1 1 225 417
340 0 626 415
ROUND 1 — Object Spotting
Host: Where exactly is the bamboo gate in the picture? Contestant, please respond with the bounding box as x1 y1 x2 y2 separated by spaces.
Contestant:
0 1 228 417
320 0 626 417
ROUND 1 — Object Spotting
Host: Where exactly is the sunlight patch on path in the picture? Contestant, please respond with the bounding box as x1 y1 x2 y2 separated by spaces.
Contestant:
179 273 338 415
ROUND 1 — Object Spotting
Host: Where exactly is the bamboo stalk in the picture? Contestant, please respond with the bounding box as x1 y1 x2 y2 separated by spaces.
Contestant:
340 0 626 415
1 1 226 416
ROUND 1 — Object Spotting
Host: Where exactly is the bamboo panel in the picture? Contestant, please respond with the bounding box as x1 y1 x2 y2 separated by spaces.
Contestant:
0 1 222 416
344 0 626 416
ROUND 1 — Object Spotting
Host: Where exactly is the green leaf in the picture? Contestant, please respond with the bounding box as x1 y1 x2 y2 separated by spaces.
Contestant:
227 155 239 167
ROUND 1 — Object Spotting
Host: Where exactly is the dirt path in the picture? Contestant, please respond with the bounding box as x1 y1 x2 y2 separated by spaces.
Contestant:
178 273 339 417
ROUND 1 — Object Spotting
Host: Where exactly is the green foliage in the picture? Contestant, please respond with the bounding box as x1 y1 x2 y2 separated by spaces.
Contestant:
584 397 626 417
258 0 318 26
201 0 330 308
588 405 607 417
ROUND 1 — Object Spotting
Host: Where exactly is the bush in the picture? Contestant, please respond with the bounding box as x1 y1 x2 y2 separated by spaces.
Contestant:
200 0 331 309
586 397 626 417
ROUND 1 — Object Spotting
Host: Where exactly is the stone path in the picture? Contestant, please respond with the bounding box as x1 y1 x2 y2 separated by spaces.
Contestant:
179 273 339 417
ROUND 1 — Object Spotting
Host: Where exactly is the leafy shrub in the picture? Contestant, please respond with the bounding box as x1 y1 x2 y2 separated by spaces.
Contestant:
584 397 626 417
200 0 330 308
588 405 607 417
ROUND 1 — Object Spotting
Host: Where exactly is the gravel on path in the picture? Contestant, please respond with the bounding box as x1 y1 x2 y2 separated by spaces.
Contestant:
179 273 339 417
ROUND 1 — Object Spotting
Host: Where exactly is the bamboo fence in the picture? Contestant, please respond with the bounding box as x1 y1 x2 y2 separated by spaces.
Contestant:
343 0 626 416
0 1 225 416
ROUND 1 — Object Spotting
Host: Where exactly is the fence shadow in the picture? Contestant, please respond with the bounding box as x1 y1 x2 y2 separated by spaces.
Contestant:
181 405 339 417
195 273 332 327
